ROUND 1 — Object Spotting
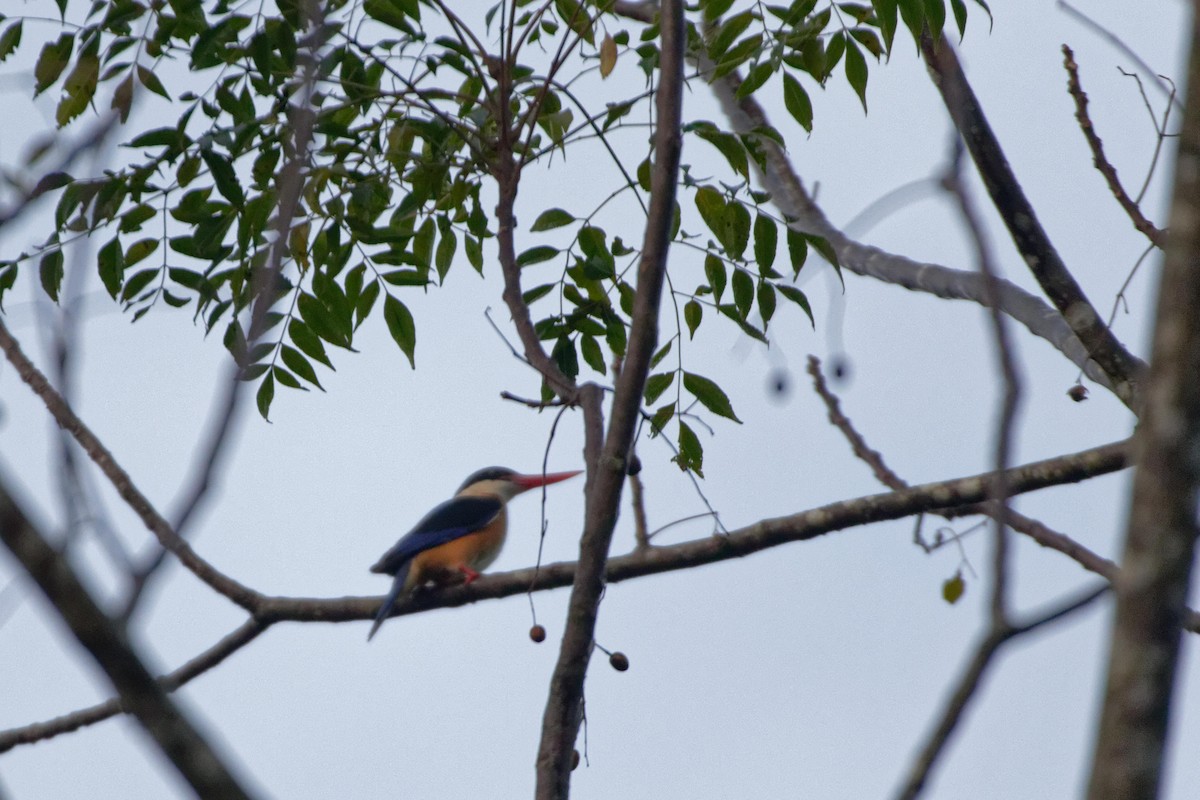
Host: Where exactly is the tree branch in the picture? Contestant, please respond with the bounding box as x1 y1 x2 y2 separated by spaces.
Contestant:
0 439 1146 752
0 316 261 610
704 65 1126 398
0 618 265 752
920 33 1145 409
1062 44 1167 249
533 0 684 794
0 478 256 800
1085 12 1200 798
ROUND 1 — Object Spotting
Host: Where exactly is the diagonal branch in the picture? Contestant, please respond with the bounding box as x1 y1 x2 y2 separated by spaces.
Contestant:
0 316 260 611
1062 45 1167 249
920 33 1145 409
0 478 256 800
0 618 265 753
703 64 1125 398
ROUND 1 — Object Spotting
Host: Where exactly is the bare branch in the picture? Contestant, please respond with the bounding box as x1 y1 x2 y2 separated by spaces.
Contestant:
896 582 1109 800
1062 45 1167 248
0 618 264 752
0 439 1145 751
921 34 1145 409
704 66 1127 398
534 0 684 793
0 270 260 612
0 478 256 800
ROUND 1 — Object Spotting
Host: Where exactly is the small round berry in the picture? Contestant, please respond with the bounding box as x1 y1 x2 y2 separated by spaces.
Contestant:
570 749 581 771
609 651 629 671
530 624 546 643
1068 384 1089 402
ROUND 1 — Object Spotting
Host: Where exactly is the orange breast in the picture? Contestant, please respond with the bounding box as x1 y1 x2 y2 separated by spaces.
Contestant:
408 508 507 586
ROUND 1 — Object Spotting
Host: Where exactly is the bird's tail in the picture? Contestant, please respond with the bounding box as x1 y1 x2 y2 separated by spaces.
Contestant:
367 561 411 642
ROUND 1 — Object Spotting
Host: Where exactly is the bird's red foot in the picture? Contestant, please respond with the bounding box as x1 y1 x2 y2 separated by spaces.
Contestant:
458 565 481 584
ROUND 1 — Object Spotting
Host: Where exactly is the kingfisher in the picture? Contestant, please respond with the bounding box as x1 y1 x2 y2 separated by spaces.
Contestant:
367 466 583 640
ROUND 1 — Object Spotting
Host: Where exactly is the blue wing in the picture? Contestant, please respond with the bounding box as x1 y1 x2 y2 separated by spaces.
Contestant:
369 496 502 576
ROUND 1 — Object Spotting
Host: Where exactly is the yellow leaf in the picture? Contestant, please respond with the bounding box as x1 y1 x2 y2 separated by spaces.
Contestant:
600 33 617 78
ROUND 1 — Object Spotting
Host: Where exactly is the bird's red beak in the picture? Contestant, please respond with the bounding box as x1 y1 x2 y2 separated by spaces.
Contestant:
511 470 583 491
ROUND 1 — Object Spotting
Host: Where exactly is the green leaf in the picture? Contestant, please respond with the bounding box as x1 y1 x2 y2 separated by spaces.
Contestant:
649 340 673 369
787 228 808 277
554 0 594 44
0 21 22 63
695 187 727 245
782 71 813 132
727 201 750 259
777 284 815 327
873 0 899 53
694 127 749 181
950 0 967 38
925 0 946 38
580 333 605 375
256 370 275 420
121 268 159 303
98 236 125 298
281 344 324 390
753 213 778 272
683 372 742 423
707 11 753 61
805 232 842 284
34 33 73 96
684 300 702 339
845 40 869 112
120 203 157 233
649 402 675 436
516 245 559 267
201 149 245 207
736 61 774 99
55 49 99 127
523 283 556 304
383 294 416 367
531 208 575 231
124 238 158 267
289 318 333 368
757 281 777 327
731 268 753 320
674 421 704 477
464 234 483 273
942 571 965 604
412 217 435 269
363 0 418 33
551 334 579 378
644 371 675 404
39 250 64 302
705 254 727 302
273 365 303 391
136 64 170 100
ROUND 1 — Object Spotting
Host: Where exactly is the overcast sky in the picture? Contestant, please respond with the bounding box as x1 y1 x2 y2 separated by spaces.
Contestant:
0 2 1196 798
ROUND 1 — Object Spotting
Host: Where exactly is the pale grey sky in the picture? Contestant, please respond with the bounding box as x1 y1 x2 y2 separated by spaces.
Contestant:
0 2 1195 798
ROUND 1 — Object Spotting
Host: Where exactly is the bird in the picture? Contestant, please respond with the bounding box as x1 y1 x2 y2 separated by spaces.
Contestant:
367 466 583 641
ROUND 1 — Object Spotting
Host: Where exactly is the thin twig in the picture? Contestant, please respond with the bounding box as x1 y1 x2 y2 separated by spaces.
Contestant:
1056 1 1182 111
1062 45 1167 249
